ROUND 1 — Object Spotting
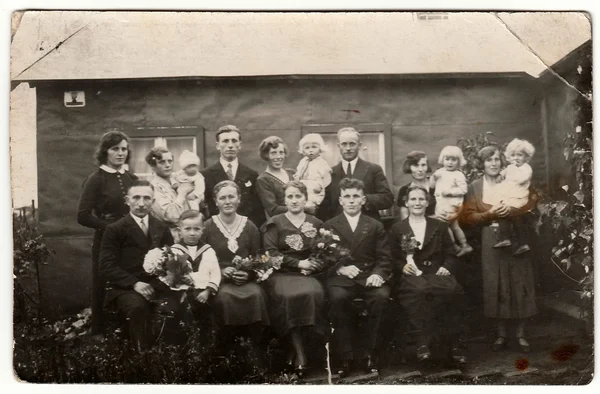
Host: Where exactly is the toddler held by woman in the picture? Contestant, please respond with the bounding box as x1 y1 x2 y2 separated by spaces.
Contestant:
493 138 535 255
294 133 332 210
430 145 473 257
172 150 206 211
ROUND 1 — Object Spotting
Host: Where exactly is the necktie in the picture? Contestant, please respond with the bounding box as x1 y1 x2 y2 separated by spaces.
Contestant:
139 218 148 236
226 163 234 181
346 162 353 179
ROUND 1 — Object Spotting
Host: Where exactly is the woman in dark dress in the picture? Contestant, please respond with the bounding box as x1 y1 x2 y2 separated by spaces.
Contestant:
256 136 316 219
396 151 436 220
262 181 326 376
200 181 270 344
460 146 537 352
77 131 137 335
389 186 466 364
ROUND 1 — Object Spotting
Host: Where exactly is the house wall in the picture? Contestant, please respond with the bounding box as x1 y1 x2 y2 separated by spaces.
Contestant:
34 75 545 315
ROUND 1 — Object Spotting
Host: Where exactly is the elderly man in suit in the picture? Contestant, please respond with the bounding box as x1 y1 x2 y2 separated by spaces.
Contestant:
201 125 265 228
319 127 394 222
99 180 177 351
323 178 393 377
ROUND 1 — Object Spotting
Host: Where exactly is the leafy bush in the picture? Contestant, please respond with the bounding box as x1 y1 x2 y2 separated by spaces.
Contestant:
13 202 54 324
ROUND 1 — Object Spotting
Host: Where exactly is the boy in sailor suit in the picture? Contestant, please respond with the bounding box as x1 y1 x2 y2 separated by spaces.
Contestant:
171 210 221 309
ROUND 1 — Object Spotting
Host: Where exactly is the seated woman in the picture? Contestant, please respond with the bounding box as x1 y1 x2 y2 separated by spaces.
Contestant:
459 146 538 352
262 181 326 377
389 185 467 365
200 181 270 354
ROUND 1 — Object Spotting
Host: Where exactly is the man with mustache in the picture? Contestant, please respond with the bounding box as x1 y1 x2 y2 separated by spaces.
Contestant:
99 180 177 351
202 125 266 228
319 127 394 222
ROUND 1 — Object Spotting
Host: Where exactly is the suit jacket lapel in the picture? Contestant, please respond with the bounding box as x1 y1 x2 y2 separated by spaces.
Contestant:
331 215 354 249
352 158 368 181
235 163 250 182
421 217 440 249
147 214 164 248
126 214 150 249
210 163 229 183
350 214 371 254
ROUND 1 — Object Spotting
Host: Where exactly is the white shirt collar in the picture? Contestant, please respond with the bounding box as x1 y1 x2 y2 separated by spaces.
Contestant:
343 212 361 232
341 157 359 174
100 164 126 174
220 157 239 177
130 213 148 228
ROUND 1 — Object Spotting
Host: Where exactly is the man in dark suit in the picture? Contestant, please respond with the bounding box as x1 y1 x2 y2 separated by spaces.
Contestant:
99 180 176 351
323 178 393 377
201 125 265 228
320 127 394 222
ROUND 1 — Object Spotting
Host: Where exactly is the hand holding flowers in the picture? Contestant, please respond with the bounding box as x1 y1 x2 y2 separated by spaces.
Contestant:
231 252 283 283
143 246 195 290
301 228 351 276
400 234 423 276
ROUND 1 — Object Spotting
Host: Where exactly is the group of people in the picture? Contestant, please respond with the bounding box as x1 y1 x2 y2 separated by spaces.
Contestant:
78 124 539 377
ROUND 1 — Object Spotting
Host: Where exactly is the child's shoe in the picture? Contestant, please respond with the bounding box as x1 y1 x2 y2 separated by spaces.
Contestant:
493 239 512 248
456 244 474 257
513 244 531 256
453 244 462 255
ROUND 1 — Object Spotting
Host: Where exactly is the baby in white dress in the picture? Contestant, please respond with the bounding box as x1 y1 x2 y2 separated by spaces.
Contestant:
430 145 473 257
172 150 206 211
494 138 535 255
294 133 332 210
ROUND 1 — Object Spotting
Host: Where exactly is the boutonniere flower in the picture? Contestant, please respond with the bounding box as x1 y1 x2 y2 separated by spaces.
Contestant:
300 222 317 238
285 234 304 251
245 180 252 187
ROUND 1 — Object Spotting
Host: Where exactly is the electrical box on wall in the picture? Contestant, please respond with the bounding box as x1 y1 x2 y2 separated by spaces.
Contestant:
64 91 85 107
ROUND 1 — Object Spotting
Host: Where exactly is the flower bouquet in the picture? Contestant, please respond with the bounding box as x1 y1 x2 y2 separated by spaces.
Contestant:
400 234 423 276
301 228 351 276
231 252 283 283
401 234 422 276
143 246 195 290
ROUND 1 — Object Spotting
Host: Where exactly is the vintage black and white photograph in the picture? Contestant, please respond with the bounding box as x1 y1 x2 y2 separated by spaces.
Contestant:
9 10 593 385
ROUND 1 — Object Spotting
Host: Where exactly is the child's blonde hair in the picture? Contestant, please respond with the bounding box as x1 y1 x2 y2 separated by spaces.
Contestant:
298 133 328 154
438 145 466 167
505 138 535 159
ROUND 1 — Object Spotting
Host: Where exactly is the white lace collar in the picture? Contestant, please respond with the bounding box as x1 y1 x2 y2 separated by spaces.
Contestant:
213 214 247 253
100 165 126 174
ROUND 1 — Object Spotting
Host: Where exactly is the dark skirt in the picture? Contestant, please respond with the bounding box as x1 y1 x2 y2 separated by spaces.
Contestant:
213 282 270 327
396 274 465 346
263 273 326 337
481 226 538 319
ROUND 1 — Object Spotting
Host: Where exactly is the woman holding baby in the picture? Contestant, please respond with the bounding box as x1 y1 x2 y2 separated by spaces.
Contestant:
460 145 538 353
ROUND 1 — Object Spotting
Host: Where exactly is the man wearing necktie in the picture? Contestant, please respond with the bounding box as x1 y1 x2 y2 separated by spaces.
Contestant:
323 178 392 377
201 125 266 228
318 127 394 222
99 180 176 351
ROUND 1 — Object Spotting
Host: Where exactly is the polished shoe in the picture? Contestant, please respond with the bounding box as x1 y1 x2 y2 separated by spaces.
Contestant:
517 337 531 353
449 347 467 365
365 353 379 374
284 351 295 372
513 245 531 256
337 360 351 378
295 364 307 378
493 239 512 248
491 337 508 351
416 345 431 363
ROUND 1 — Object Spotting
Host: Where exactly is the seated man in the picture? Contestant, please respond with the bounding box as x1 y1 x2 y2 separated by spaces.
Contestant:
323 178 392 377
99 180 179 351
